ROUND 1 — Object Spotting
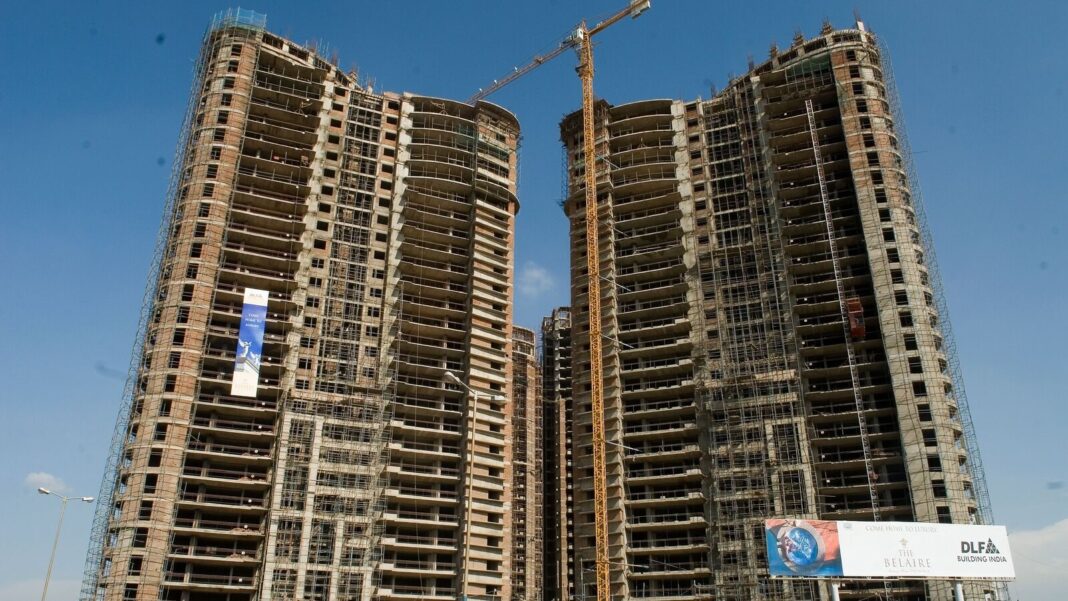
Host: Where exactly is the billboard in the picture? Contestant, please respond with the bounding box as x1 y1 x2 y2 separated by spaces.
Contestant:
231 287 269 397
765 519 1015 580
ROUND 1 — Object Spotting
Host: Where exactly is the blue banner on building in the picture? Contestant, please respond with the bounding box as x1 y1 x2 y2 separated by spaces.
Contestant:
231 288 269 397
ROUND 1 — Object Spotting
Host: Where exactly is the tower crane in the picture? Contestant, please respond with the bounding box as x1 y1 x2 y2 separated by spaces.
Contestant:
469 3 651 601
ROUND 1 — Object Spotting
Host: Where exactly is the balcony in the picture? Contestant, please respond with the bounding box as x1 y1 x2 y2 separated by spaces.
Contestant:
380 558 457 575
617 295 688 319
162 570 257 592
398 254 467 281
190 416 276 437
400 274 468 299
194 392 278 414
626 442 701 459
177 490 267 512
623 418 698 440
627 465 702 483
243 114 317 147
629 540 710 554
185 440 273 462
621 355 692 377
242 127 314 153
381 532 459 551
385 508 459 528
627 512 706 531
217 259 295 286
172 515 263 537
388 440 459 460
253 73 321 103
408 164 471 187
408 148 474 170
624 397 695 418
610 118 673 139
377 584 457 600
812 446 901 467
169 543 260 565
627 488 704 508
247 95 319 128
385 485 459 506
181 465 270 489
390 417 462 438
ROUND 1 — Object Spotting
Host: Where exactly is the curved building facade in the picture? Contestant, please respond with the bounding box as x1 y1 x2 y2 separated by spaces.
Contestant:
559 21 994 601
81 11 521 601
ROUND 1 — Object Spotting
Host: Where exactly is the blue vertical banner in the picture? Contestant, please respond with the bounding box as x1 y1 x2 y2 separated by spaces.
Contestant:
231 287 269 397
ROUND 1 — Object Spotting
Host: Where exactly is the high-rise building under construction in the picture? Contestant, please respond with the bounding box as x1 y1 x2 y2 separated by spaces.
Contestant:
510 326 544 601
556 20 995 601
81 10 528 601
540 307 575 601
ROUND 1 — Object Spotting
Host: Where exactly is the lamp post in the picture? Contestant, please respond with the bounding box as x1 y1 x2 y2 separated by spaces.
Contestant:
37 487 94 601
445 371 504 601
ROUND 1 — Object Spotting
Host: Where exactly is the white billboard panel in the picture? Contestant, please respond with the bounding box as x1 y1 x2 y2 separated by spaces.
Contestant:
838 521 1014 579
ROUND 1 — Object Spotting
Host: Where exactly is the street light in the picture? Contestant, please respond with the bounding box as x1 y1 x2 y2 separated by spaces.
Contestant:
444 371 505 601
37 487 94 601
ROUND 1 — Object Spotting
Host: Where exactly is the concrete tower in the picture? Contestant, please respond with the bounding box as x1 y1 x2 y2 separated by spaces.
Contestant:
559 21 994 601
541 307 575 601
82 10 522 601
510 326 544 601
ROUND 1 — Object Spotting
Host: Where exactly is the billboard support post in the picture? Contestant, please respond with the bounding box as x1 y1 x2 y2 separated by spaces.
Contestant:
829 582 840 601
953 581 965 601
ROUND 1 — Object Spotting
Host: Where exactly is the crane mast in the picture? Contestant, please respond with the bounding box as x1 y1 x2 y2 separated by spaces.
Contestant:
575 22 614 601
468 4 650 600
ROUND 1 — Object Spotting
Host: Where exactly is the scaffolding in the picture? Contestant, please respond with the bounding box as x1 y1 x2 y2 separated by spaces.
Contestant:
80 15 269 600
541 308 575 601
869 33 1002 601
805 97 881 520
511 327 544 601
551 23 1002 601
376 95 522 601
758 31 914 600
260 82 398 601
81 20 458 601
80 13 529 601
877 37 994 528
697 83 819 600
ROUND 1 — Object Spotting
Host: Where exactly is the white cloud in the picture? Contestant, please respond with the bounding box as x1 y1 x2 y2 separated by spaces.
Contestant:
24 472 69 494
518 261 554 297
0 578 79 601
1008 517 1068 601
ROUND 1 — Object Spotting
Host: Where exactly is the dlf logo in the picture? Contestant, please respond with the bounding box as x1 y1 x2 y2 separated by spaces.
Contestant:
960 539 1001 554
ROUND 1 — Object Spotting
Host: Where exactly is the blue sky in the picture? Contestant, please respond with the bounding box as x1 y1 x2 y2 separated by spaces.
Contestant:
1 1 1064 599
